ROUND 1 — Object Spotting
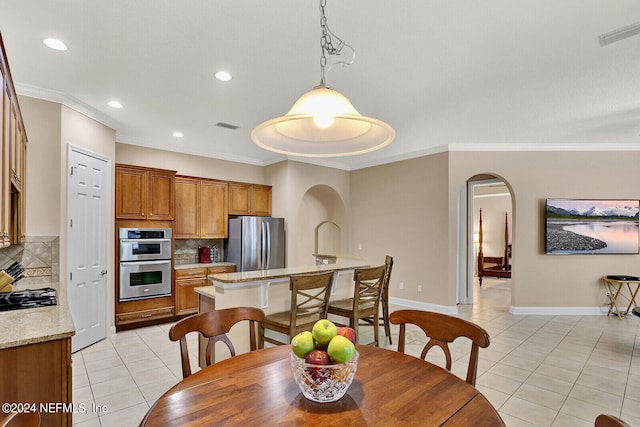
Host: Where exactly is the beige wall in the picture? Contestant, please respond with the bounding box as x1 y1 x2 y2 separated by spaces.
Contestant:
19 96 61 236
350 153 451 306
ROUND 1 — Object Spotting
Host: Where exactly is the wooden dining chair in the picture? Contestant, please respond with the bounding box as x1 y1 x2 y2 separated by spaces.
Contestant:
361 256 394 344
595 414 632 427
327 265 387 346
258 271 334 348
169 306 265 378
389 309 490 386
0 411 40 427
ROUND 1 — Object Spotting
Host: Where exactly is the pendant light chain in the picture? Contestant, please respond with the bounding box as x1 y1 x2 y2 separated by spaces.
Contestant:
319 0 350 87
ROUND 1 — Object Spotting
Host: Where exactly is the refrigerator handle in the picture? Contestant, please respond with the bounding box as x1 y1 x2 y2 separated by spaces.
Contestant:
261 221 267 269
265 223 271 268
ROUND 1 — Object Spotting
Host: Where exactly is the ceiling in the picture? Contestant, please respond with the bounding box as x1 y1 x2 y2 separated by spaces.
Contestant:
1 1 640 170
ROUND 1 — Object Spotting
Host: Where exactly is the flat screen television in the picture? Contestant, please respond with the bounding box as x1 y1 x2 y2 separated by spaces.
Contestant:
545 199 639 254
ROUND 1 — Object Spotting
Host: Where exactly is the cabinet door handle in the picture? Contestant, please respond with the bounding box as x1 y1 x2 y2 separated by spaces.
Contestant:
141 313 152 318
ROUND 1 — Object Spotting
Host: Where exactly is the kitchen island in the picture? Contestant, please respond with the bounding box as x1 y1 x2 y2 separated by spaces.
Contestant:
0 291 75 427
194 258 369 364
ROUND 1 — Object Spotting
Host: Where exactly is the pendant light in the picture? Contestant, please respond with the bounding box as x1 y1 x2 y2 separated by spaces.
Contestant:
251 0 395 157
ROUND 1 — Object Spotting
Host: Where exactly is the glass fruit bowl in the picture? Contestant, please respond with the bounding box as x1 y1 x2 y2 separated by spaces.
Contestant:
289 350 359 403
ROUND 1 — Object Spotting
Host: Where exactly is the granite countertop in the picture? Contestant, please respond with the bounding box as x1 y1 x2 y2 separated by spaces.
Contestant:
175 262 236 270
0 296 75 350
206 258 369 286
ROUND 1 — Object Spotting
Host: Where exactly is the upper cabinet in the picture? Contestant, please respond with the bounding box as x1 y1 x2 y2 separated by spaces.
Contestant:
229 182 272 216
174 176 228 239
116 164 176 220
1 33 27 247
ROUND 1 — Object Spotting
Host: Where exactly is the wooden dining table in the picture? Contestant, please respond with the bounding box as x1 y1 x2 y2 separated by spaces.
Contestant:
140 345 505 426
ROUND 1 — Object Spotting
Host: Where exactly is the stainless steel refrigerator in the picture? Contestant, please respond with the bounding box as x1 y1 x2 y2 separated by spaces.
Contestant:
225 217 286 272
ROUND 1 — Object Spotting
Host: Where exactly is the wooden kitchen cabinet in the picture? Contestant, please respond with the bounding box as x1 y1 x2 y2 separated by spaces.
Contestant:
0 34 27 247
228 182 272 216
201 180 228 238
174 176 228 239
0 337 72 427
174 265 235 315
174 268 207 315
116 164 176 220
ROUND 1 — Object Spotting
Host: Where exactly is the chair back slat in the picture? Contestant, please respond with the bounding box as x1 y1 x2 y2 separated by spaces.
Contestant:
288 271 334 328
352 265 386 310
390 309 490 386
169 307 265 378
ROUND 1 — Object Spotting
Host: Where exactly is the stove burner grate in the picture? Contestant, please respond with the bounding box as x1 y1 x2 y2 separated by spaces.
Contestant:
0 287 58 312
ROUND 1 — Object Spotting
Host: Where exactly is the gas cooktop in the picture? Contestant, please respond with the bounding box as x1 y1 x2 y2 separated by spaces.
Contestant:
0 287 57 312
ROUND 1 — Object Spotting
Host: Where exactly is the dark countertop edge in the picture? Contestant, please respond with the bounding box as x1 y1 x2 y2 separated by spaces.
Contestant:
174 262 236 270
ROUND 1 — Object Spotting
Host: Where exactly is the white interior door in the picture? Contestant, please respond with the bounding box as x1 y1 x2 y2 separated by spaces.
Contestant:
67 146 111 353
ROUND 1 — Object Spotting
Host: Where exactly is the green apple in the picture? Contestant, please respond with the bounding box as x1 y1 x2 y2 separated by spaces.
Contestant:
327 335 356 363
312 319 337 349
291 331 315 358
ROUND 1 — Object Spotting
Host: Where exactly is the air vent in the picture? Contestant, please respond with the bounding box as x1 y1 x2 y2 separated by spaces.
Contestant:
215 122 240 130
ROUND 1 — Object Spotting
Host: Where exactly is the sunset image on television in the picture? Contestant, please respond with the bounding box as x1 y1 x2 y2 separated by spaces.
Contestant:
545 199 639 254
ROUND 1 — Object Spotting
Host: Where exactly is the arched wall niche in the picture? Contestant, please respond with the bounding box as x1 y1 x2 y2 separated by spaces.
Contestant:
297 185 347 266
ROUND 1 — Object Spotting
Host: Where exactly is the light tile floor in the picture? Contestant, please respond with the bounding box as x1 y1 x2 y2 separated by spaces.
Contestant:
72 278 640 426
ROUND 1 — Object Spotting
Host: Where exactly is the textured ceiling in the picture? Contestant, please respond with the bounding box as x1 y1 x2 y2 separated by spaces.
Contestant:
1 1 639 170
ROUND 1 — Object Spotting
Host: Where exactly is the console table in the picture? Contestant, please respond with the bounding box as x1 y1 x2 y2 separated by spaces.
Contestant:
601 277 640 318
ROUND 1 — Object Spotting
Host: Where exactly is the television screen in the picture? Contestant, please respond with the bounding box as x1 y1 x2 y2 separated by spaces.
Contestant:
545 199 639 254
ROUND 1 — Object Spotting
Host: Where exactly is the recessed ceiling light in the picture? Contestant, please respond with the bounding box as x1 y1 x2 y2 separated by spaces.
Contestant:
42 38 68 51
214 71 232 82
173 132 184 138
107 100 123 109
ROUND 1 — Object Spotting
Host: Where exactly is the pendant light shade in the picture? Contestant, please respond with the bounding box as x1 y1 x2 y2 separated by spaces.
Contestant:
252 85 395 157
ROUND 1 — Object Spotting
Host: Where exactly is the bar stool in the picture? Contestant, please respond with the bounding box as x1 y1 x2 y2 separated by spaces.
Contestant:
361 256 394 344
327 265 387 346
258 271 334 347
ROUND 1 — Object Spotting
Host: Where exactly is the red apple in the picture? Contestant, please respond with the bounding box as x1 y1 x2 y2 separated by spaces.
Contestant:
336 326 357 345
305 349 330 365
305 349 330 382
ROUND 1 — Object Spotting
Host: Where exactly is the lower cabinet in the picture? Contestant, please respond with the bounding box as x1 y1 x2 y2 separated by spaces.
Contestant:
175 265 235 315
0 337 72 427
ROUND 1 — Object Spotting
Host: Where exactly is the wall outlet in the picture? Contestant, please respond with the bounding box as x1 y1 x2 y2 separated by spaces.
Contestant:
418 285 422 292
399 282 404 290
357 243 362 250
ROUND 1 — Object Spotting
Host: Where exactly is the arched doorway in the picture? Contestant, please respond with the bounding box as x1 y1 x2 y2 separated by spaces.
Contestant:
458 175 514 307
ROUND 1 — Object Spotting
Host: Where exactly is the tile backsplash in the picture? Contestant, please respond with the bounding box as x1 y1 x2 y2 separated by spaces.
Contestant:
174 239 224 265
0 236 59 291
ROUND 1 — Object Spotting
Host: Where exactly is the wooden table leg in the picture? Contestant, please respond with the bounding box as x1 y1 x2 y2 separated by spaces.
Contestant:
607 280 624 319
623 282 640 315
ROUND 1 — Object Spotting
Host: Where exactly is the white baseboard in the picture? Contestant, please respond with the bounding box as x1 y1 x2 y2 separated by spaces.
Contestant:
390 298 616 317
510 306 616 316
389 297 458 315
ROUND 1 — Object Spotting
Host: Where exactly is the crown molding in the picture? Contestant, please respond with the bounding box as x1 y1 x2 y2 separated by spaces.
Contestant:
14 83 121 131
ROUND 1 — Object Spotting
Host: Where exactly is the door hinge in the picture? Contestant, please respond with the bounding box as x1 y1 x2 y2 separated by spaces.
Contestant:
70 166 74 176
70 272 73 281
70 219 73 228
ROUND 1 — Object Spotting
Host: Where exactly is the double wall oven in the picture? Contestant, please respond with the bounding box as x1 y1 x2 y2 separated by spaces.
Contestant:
119 228 172 301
